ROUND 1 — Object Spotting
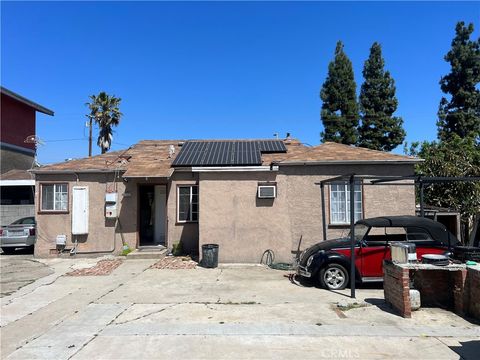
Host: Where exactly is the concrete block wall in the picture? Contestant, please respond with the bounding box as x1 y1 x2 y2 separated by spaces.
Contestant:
0 205 35 226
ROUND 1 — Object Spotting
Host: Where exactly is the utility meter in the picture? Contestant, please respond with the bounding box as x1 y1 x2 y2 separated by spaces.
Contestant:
105 192 118 219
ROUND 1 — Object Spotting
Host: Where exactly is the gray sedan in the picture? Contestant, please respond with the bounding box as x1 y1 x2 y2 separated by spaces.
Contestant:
0 217 36 254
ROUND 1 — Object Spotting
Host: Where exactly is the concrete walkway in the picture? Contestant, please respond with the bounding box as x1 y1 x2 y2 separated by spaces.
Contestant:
1 259 479 359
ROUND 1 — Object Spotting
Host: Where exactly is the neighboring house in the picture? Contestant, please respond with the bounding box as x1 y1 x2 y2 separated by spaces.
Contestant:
0 87 54 226
0 169 35 226
32 138 420 262
1 86 54 173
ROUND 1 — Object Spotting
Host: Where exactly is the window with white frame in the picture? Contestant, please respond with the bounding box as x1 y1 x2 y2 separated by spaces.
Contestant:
330 182 362 224
41 183 68 211
177 185 198 222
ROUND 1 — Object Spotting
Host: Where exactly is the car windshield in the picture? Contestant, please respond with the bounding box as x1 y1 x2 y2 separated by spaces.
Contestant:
347 224 369 242
12 217 35 225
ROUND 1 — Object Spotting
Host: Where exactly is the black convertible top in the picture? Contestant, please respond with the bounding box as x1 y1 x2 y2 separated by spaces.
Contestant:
357 215 459 247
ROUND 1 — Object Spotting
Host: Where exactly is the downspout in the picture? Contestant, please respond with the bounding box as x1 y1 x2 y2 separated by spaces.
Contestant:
321 183 327 241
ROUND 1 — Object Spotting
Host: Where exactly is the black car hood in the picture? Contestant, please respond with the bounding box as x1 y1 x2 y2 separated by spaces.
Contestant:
299 238 354 265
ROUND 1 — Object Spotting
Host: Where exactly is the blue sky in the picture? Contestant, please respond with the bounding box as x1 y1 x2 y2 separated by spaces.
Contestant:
2 1 479 164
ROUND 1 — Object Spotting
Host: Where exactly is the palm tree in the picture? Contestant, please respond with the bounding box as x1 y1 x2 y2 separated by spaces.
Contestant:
86 92 122 155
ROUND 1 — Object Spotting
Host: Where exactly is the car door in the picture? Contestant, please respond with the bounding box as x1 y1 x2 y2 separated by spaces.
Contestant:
359 237 389 278
360 227 407 278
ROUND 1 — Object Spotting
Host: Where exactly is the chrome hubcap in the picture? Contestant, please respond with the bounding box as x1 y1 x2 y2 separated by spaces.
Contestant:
324 268 345 289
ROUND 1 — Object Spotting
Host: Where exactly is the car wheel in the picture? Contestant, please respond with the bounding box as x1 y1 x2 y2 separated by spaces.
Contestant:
319 263 349 290
1 247 16 255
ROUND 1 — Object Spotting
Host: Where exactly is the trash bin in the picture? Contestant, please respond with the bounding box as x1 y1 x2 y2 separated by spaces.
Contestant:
201 244 219 268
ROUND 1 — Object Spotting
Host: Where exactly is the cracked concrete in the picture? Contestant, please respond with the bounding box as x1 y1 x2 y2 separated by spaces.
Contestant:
0 255 53 298
1 259 479 359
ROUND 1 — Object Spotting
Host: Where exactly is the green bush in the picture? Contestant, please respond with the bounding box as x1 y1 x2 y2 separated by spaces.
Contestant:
172 242 183 256
121 244 132 256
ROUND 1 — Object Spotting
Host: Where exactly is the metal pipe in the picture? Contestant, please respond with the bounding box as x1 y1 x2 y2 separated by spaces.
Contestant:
349 175 356 299
419 180 425 218
319 173 355 185
321 183 327 241
72 218 118 255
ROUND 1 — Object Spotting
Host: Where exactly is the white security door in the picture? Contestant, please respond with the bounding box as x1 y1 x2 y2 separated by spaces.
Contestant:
72 186 89 235
154 185 166 245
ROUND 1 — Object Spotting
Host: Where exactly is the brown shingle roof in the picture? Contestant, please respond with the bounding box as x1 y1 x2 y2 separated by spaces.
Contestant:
0 169 34 180
33 150 130 172
265 142 419 164
33 139 419 175
122 140 184 177
33 140 185 177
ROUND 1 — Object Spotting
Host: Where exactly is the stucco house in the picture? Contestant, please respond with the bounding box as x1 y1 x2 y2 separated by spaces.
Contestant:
31 138 420 263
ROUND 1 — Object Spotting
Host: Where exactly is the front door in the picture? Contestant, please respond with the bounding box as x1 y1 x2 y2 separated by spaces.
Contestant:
139 185 166 246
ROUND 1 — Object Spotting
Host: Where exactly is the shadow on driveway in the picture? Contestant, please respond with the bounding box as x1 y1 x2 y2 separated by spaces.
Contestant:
449 340 480 360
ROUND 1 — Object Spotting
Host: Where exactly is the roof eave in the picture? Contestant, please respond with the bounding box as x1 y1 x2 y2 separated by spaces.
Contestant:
30 169 125 174
1 86 54 116
275 159 423 166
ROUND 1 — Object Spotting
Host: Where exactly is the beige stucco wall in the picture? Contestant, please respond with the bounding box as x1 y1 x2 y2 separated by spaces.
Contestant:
166 172 199 255
198 164 416 263
199 171 292 263
34 163 415 262
34 171 201 258
34 173 137 257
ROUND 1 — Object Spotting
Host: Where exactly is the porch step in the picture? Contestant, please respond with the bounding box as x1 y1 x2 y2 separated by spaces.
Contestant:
126 246 168 260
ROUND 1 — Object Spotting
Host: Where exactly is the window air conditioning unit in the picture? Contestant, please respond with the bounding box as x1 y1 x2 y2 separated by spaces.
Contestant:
258 185 276 199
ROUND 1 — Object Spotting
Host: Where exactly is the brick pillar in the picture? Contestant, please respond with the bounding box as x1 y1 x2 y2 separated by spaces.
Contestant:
452 269 468 317
383 261 411 318
466 267 480 320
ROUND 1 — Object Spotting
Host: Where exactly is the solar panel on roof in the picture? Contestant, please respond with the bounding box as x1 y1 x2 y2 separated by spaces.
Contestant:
172 140 286 167
257 140 287 153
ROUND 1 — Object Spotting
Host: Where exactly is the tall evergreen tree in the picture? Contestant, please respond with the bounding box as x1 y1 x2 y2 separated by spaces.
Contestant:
358 42 406 151
437 21 480 142
320 41 359 144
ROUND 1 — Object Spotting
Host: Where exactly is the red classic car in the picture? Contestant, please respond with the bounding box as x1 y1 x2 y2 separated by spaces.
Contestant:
296 216 460 290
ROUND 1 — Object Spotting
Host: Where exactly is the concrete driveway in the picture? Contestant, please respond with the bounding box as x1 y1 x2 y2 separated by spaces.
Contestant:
1 258 479 359
0 254 53 297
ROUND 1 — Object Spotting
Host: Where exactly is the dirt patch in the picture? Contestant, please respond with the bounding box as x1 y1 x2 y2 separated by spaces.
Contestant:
150 256 197 269
66 259 123 276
